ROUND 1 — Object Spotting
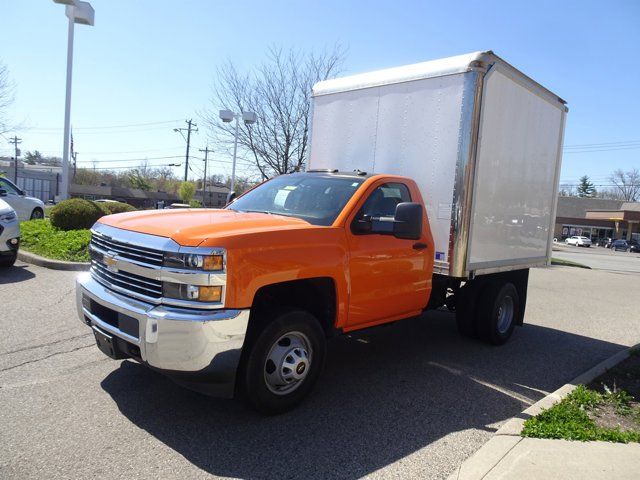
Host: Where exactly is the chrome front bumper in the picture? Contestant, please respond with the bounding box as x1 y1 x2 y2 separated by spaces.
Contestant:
76 272 250 397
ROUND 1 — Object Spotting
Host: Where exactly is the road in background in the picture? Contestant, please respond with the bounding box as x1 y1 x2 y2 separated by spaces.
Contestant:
1 260 639 479
553 243 640 274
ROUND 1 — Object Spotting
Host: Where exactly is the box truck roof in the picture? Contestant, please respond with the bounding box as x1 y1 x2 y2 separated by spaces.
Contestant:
313 50 566 109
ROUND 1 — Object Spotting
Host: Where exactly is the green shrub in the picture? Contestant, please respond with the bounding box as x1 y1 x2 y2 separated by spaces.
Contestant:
189 199 202 208
98 201 136 215
20 219 91 262
49 198 105 231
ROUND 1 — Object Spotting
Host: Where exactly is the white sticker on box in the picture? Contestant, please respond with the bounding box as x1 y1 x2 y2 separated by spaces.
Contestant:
437 203 452 220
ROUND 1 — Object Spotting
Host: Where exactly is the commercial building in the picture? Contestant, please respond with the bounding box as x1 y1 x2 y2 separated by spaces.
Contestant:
554 196 640 242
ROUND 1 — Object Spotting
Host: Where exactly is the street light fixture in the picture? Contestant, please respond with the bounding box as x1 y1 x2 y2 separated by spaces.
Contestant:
219 109 256 195
53 0 95 201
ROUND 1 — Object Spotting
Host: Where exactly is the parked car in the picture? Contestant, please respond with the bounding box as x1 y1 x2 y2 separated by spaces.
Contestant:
630 242 640 253
0 198 20 267
0 177 45 221
565 235 592 247
611 240 629 252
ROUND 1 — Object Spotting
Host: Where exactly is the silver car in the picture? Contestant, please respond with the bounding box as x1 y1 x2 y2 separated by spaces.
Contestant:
0 198 20 267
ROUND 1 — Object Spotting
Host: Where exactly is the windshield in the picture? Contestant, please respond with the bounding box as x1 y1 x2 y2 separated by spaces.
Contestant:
227 174 365 226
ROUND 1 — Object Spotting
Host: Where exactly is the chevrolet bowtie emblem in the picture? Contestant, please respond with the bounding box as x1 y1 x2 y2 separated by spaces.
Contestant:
104 253 118 272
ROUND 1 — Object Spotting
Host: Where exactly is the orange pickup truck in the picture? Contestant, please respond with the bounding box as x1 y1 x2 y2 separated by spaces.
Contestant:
76 52 567 413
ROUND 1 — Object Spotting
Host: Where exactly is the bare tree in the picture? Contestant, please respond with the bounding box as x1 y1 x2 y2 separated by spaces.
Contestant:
559 183 577 197
609 168 640 202
0 60 15 134
203 46 346 179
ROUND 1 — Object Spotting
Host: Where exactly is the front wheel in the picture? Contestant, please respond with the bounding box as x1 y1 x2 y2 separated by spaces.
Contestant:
238 308 326 414
30 208 44 220
0 252 17 267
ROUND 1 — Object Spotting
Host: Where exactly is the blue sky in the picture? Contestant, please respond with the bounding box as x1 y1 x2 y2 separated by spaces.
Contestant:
1 0 639 187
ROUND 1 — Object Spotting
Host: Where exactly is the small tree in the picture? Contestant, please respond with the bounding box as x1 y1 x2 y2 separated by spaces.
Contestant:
576 175 596 197
179 181 196 203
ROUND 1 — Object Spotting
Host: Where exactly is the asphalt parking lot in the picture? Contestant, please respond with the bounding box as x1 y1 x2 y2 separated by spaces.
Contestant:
553 243 640 274
1 260 639 479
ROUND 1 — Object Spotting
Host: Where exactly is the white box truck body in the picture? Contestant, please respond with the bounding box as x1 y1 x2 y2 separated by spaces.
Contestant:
309 51 567 278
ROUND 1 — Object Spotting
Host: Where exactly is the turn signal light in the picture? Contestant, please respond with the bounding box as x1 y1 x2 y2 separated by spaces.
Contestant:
198 286 222 302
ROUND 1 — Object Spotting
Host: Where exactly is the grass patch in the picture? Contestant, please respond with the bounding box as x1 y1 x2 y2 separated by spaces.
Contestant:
20 219 90 262
551 257 591 269
522 385 640 443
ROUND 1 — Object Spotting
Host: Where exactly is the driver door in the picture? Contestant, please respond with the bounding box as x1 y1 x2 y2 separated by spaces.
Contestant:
345 181 431 329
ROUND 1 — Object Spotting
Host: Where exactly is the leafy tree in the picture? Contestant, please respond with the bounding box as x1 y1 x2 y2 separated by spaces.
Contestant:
179 181 196 203
128 168 152 191
204 46 346 179
577 175 596 197
24 150 44 165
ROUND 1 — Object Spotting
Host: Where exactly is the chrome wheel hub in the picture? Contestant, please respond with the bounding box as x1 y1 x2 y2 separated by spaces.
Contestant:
264 331 312 395
496 296 514 334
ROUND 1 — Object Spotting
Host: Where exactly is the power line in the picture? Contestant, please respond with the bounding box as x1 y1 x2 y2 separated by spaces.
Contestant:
26 119 182 131
563 139 640 149
77 163 181 171
77 155 183 163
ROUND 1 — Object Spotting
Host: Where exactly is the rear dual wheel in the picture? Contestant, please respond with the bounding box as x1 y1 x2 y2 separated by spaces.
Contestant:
456 279 520 345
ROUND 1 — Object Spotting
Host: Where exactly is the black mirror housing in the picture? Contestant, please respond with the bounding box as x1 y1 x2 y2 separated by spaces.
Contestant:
393 202 423 240
0 188 7 197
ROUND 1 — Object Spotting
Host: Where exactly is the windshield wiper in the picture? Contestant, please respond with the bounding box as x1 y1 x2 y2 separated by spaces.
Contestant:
243 209 296 218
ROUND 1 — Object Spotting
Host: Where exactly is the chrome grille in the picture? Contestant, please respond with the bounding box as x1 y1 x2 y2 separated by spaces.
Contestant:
91 260 162 299
90 232 164 267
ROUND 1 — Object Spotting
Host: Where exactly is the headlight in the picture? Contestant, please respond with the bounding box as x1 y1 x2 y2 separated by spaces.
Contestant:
0 211 17 222
163 283 222 303
163 252 224 271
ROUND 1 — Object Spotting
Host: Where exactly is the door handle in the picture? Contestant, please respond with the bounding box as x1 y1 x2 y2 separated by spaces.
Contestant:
412 242 428 250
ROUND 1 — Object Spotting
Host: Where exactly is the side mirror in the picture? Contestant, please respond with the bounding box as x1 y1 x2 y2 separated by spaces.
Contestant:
0 188 6 197
392 202 423 240
367 202 423 240
226 191 237 204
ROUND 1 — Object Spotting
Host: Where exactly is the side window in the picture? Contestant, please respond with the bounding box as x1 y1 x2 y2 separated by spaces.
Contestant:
357 183 411 219
0 178 19 195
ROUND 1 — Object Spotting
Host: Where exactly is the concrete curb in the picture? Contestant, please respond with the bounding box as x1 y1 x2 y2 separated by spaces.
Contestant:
448 342 640 480
18 250 90 271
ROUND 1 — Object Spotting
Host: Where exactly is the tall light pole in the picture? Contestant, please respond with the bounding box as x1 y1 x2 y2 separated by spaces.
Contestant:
53 0 94 201
219 110 256 195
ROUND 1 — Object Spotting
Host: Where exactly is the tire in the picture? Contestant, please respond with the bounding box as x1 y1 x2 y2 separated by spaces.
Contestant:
456 283 480 338
476 282 519 345
0 251 17 267
238 308 326 414
30 208 44 220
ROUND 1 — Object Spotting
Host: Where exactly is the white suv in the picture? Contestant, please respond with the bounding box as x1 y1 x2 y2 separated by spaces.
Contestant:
0 198 20 267
0 177 45 221
565 235 592 247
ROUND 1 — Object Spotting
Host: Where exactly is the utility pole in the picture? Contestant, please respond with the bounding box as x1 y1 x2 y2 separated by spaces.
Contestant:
174 119 198 182
199 146 212 207
8 135 22 183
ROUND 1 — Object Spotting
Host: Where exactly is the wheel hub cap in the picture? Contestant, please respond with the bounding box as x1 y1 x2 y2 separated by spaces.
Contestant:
264 332 312 395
